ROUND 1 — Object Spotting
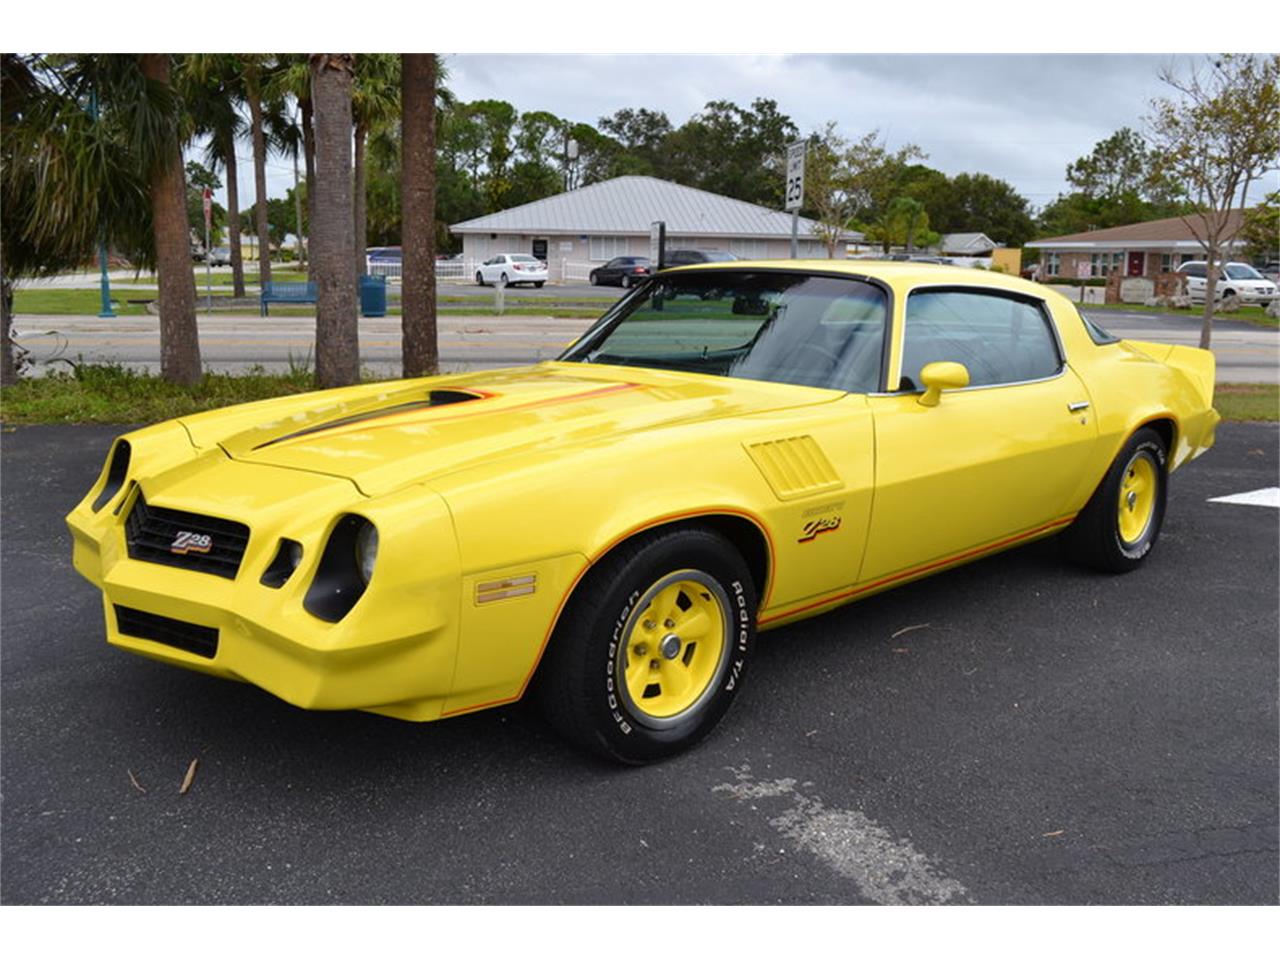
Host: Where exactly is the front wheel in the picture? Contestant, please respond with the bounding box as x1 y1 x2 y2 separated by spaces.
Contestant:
475 271 485 286
535 527 756 764
1061 426 1168 573
589 271 599 285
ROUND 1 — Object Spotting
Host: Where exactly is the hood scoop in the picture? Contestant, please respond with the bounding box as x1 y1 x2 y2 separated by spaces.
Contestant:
251 388 487 451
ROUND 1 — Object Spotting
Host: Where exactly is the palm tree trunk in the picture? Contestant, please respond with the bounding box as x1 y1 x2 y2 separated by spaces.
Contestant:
301 96 316 274
309 54 359 388
400 54 438 378
222 127 245 298
247 85 272 285
1 273 15 386
353 121 368 280
139 54 201 385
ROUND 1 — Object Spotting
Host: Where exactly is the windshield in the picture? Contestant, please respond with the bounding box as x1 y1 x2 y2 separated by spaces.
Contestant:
1224 264 1263 280
560 271 887 393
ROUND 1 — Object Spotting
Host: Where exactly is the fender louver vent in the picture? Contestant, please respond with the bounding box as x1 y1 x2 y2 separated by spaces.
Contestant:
745 436 842 501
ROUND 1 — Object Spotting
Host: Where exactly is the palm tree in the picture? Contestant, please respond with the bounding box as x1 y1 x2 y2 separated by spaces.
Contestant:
137 54 201 383
3 55 200 384
309 54 359 387
238 55 277 286
181 55 248 297
400 54 438 377
267 55 315 269
351 54 400 279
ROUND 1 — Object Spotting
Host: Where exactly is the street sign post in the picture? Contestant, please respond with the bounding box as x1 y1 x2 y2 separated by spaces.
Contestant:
1076 260 1091 304
785 141 806 258
650 220 666 270
202 189 213 313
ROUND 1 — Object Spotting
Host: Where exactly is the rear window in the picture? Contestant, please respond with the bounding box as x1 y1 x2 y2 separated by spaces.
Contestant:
1075 305 1119 345
512 255 539 263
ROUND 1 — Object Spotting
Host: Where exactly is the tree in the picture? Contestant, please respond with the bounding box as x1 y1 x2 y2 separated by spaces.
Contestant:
664 99 799 207
1146 54 1280 348
181 54 248 295
1240 191 1280 264
238 55 278 286
930 172 1035 246
309 54 359 388
401 53 438 378
185 160 226 246
804 126 925 257
1067 127 1154 201
138 54 202 384
267 55 316 271
868 196 938 253
598 107 672 176
352 54 400 278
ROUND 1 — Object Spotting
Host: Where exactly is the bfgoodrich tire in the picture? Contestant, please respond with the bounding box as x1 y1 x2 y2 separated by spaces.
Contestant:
535 527 756 764
1062 426 1168 573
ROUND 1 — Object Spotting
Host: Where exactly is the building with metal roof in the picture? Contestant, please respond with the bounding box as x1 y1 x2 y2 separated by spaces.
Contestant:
449 176 860 281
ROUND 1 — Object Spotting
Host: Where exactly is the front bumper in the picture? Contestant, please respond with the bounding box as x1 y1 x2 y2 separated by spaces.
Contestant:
68 454 463 721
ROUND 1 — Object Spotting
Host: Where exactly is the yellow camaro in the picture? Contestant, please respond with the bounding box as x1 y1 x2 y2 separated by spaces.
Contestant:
67 262 1219 763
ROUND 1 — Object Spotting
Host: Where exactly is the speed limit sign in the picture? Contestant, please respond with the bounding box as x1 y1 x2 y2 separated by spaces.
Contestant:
785 141 806 212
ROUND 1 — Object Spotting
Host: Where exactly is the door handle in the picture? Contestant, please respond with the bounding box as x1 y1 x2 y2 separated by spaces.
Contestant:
1068 401 1090 412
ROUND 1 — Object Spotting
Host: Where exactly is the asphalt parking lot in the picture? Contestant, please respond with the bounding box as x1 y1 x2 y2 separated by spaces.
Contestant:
1 423 1276 905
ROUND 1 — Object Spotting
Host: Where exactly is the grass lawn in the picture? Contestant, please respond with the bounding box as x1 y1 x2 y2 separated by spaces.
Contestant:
0 363 328 424
1214 383 1279 422
1088 301 1278 329
13 286 606 320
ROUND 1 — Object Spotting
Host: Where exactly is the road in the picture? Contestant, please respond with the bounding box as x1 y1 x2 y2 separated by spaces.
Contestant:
10 307 1278 382
1 423 1276 904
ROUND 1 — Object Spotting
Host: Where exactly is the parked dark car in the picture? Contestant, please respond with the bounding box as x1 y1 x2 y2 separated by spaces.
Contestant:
663 249 738 267
589 256 655 288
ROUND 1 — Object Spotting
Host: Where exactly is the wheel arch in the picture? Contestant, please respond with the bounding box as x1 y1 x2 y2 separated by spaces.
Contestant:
523 509 774 695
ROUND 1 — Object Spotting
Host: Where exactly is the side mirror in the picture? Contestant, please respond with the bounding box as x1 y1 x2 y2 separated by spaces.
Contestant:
917 361 970 407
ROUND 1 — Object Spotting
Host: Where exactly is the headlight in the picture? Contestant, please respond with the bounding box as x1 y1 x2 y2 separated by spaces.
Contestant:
304 515 378 622
356 523 378 585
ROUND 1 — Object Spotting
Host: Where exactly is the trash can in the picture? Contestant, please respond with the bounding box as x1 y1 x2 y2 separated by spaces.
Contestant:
359 274 387 318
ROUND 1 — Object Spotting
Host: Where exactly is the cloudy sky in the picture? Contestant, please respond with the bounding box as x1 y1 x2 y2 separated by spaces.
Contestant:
217 51 1277 215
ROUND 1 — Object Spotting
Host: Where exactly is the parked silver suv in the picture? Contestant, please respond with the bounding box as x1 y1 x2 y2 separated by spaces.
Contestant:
1177 261 1278 304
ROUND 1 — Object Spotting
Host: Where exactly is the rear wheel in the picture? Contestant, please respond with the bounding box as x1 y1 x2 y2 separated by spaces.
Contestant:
534 281 545 288
535 527 756 764
621 275 632 289
1062 426 1168 573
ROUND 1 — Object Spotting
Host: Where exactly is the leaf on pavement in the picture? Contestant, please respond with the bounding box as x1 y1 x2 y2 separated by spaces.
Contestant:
127 769 147 794
891 623 931 639
178 758 199 795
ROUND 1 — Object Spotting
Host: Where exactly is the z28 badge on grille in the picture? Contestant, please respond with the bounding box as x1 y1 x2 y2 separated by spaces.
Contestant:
170 531 213 555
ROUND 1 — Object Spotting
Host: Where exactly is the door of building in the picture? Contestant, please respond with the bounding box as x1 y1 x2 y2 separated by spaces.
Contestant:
1127 251 1145 276
531 238 549 261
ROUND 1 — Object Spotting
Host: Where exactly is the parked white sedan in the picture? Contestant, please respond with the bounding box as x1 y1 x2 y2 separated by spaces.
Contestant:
475 254 548 288
1178 261 1278 304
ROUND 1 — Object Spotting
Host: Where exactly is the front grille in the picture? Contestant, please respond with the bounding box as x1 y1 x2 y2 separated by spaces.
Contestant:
125 494 250 579
114 605 219 659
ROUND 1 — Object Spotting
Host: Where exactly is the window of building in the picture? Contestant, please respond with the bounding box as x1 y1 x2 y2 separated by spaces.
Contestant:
1045 252 1061 276
1090 252 1124 277
589 236 628 262
900 290 1062 390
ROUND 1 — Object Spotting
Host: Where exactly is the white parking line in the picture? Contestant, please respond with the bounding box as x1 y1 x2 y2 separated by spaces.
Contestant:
1207 487 1280 508
713 765 969 905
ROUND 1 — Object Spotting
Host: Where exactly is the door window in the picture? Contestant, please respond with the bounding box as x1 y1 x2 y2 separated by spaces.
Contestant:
899 289 1062 390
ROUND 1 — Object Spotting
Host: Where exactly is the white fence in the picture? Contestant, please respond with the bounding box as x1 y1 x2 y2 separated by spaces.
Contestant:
365 258 484 284
560 260 594 283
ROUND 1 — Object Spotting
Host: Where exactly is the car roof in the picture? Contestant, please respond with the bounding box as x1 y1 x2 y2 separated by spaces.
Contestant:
660 258 1051 296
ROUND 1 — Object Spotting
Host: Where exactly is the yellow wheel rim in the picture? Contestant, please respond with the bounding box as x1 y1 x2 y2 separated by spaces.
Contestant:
616 570 731 724
1117 452 1157 545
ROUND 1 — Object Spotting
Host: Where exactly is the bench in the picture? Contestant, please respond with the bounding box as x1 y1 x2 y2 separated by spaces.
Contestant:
260 281 316 316
260 276 387 317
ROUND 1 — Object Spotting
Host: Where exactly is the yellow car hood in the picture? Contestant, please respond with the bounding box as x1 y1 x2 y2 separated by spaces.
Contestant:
201 363 839 497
